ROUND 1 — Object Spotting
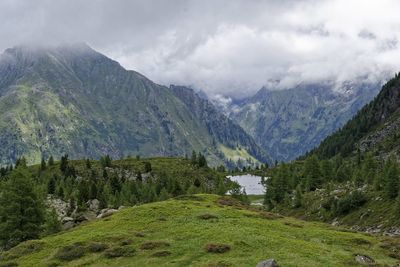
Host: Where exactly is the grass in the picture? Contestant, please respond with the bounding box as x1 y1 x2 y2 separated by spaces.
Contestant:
1 194 398 267
218 144 260 165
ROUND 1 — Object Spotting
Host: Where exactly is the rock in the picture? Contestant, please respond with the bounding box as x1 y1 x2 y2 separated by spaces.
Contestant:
63 221 75 230
331 218 340 226
61 217 74 224
86 199 100 212
76 211 97 222
96 208 118 219
256 259 279 267
355 255 374 265
46 195 70 219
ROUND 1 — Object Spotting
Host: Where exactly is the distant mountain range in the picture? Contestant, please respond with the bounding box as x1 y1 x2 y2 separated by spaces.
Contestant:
0 44 268 166
218 81 381 161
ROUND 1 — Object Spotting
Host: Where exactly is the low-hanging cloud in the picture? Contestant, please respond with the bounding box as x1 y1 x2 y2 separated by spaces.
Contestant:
0 0 399 98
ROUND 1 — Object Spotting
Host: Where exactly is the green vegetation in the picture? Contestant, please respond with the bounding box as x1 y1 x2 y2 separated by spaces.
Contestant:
255 73 400 229
310 73 400 159
1 194 397 267
0 155 242 249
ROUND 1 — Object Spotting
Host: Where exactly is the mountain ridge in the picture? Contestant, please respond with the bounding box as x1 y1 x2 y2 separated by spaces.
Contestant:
0 44 268 166
223 81 381 161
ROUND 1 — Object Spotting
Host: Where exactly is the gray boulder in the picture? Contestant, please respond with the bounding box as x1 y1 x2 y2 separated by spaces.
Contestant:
86 199 100 212
61 217 74 224
97 208 118 219
355 255 374 265
63 221 75 230
256 259 279 267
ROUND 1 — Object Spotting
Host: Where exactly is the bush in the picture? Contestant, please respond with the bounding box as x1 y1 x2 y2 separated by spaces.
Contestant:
335 191 367 215
198 213 218 220
151 250 172 257
204 243 231 253
87 242 109 253
0 262 18 267
103 246 135 258
134 232 145 237
54 243 86 261
140 241 170 250
2 241 44 260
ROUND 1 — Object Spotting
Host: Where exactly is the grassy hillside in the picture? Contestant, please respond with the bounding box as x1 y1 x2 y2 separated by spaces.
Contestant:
1 194 398 267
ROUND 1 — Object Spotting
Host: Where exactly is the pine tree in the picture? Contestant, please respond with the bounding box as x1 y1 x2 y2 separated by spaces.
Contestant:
47 175 56 194
89 181 98 199
48 155 54 166
320 160 333 182
41 157 46 171
198 153 207 167
15 156 27 168
110 174 121 194
191 150 197 165
362 152 376 184
44 208 62 235
216 177 226 195
60 154 69 174
0 168 45 248
100 155 112 168
144 162 152 173
86 159 92 169
385 162 399 199
293 184 303 208
304 155 322 191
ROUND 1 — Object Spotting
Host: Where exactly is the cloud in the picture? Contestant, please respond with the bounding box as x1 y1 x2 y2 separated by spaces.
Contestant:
0 0 400 98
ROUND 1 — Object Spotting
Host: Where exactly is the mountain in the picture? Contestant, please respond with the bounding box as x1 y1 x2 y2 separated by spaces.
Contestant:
225 81 380 161
0 44 268 166
311 74 400 159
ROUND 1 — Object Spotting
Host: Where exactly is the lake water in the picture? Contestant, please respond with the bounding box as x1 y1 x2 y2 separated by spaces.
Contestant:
227 174 265 195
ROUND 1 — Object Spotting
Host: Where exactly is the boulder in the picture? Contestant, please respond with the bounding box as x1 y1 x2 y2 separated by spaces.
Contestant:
97 208 118 219
76 211 97 222
355 255 374 265
86 199 100 212
61 217 74 224
63 221 75 230
256 259 279 267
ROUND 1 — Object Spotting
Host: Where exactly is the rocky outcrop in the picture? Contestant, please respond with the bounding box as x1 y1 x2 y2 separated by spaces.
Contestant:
47 195 121 230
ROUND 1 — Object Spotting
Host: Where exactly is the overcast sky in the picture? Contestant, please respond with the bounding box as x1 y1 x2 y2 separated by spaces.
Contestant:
1 0 400 98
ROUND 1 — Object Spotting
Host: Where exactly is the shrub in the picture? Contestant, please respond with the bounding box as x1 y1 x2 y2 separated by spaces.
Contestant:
54 243 86 261
151 250 172 257
140 241 170 250
134 232 145 237
87 242 109 253
0 262 18 267
103 246 135 258
198 213 218 220
335 191 367 215
2 240 44 260
120 239 133 246
205 243 231 253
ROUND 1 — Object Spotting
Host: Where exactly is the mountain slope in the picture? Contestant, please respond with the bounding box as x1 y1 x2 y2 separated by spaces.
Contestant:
311 74 400 159
170 85 270 165
1 194 397 267
0 44 268 165
227 82 380 161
